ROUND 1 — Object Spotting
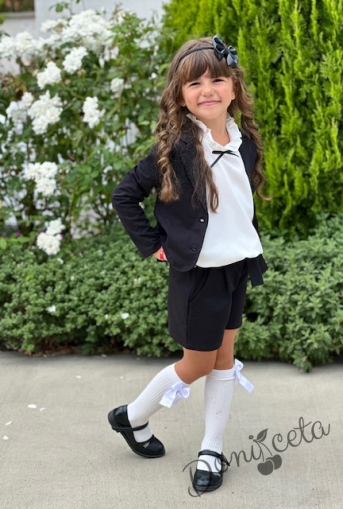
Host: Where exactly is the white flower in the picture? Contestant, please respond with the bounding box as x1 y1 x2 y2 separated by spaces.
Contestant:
28 91 62 119
62 46 88 74
110 78 124 97
44 106 61 124
60 10 112 51
82 96 104 128
121 312 130 320
41 19 68 34
32 116 49 135
0 36 15 59
46 218 64 236
17 141 27 153
47 305 56 313
36 177 56 197
24 162 41 180
82 96 99 113
37 232 61 255
37 61 62 89
6 101 27 124
0 114 6 124
15 32 38 56
40 162 58 179
103 46 119 62
28 92 62 134
84 111 102 128
39 34 60 52
20 92 34 109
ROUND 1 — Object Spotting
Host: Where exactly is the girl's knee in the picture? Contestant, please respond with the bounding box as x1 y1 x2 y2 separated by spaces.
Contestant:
175 353 216 383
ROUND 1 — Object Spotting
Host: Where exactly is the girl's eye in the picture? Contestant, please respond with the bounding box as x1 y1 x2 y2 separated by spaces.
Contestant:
189 82 200 87
213 78 224 82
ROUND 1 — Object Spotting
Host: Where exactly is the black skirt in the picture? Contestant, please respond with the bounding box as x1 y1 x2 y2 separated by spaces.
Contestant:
167 259 250 351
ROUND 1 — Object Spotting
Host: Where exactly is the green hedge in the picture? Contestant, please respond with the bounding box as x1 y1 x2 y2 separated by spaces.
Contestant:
163 0 343 238
1 214 342 371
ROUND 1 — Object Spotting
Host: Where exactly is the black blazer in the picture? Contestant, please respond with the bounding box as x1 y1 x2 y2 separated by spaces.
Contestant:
112 130 267 285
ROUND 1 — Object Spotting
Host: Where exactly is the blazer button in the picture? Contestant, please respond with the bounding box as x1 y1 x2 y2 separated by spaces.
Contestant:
191 247 197 252
199 218 205 223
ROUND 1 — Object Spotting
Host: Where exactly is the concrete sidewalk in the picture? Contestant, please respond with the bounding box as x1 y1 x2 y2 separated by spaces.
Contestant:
0 351 342 509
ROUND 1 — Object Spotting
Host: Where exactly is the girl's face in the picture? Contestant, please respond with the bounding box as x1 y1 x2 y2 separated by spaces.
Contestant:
180 71 235 129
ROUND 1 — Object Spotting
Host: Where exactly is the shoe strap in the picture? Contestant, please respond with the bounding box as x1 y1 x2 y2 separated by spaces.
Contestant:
111 421 149 432
198 449 230 470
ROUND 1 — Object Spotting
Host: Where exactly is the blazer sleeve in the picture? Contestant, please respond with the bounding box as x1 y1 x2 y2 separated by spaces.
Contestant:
112 148 161 258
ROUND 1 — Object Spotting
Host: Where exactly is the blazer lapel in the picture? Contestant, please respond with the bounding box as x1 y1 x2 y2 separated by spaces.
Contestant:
238 134 255 189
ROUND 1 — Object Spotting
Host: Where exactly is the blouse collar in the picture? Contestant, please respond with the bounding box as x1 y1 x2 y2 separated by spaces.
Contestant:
186 113 242 152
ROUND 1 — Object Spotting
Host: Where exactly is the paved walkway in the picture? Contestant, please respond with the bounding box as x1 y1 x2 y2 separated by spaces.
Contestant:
0 351 342 509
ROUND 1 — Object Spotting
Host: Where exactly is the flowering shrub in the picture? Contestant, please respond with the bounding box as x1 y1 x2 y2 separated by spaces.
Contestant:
0 3 172 253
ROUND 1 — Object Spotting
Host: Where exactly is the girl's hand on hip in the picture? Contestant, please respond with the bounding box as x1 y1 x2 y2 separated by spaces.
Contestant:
153 247 168 261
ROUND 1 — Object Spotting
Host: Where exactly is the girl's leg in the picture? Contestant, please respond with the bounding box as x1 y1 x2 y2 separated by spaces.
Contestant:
124 348 217 443
196 329 238 474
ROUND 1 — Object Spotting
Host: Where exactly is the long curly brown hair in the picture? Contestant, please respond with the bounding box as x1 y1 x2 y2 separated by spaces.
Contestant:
154 37 268 211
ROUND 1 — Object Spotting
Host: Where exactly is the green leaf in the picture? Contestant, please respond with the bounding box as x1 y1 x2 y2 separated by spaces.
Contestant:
0 238 7 250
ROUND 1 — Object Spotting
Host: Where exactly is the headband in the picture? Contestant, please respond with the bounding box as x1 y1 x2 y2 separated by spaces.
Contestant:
176 35 238 68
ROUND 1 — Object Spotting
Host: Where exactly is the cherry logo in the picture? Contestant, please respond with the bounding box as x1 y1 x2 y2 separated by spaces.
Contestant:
249 429 282 475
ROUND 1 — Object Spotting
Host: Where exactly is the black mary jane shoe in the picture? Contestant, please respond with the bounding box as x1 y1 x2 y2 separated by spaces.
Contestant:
108 405 165 458
192 450 230 493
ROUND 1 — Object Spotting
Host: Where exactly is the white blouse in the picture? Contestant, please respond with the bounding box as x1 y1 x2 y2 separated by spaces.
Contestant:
187 113 263 267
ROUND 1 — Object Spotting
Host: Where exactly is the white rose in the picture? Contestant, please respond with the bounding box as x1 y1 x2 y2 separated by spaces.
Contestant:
36 177 56 197
6 101 27 123
15 32 37 56
40 162 58 179
46 218 64 236
0 36 15 59
62 46 88 74
45 107 61 124
37 232 61 255
37 62 61 89
20 92 34 109
110 78 124 97
24 162 41 180
32 116 49 135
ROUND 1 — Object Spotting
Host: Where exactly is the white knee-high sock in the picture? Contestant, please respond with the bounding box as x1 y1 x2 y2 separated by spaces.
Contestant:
127 363 190 442
197 366 236 473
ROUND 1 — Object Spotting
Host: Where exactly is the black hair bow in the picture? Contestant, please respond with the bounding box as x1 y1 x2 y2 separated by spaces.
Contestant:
213 35 238 66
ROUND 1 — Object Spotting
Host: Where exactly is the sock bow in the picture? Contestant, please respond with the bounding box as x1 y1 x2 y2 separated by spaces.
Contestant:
159 381 190 408
233 359 254 393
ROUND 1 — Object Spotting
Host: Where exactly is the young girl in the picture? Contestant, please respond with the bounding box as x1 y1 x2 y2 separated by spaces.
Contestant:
108 35 268 493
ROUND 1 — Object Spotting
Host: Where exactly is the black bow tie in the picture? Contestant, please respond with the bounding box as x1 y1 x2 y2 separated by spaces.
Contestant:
211 150 238 168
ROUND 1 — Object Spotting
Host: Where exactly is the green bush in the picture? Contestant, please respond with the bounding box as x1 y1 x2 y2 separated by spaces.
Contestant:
0 214 342 371
238 214 343 371
162 0 343 238
0 226 176 357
